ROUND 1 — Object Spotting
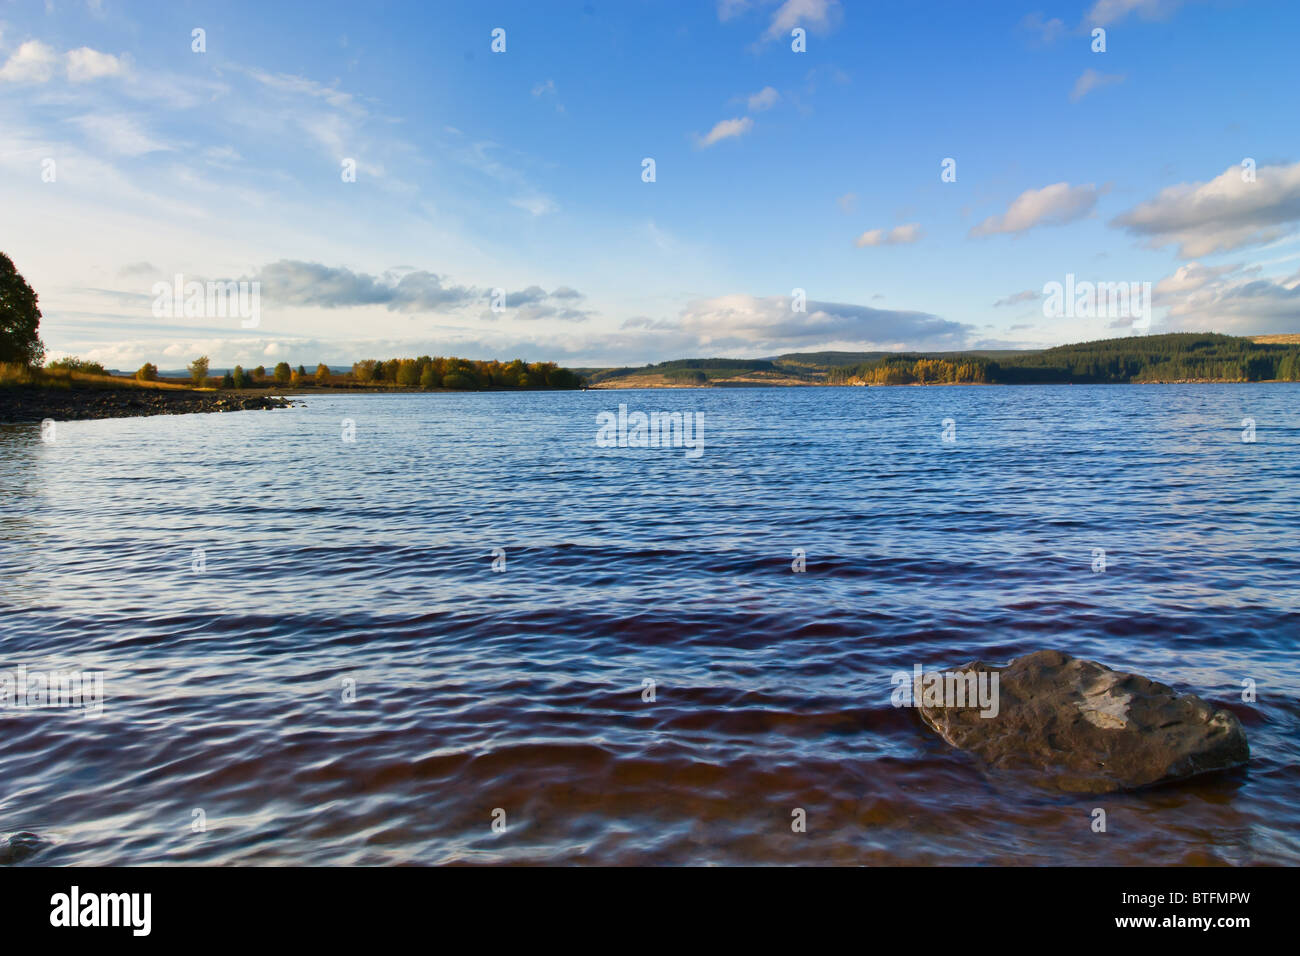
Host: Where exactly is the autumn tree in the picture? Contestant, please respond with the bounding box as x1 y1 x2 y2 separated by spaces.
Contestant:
188 356 210 385
0 252 44 367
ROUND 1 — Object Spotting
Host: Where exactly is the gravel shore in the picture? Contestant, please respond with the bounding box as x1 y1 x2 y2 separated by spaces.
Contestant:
0 386 299 424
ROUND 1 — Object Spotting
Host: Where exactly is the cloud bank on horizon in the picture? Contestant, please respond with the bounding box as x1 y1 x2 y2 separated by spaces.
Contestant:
1 0 1298 369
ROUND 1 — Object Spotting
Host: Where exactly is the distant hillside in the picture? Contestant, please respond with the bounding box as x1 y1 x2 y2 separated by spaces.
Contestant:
828 333 1300 385
583 334 1300 388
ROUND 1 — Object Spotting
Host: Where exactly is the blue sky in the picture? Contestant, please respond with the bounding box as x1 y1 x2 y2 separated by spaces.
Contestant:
2 0 1298 369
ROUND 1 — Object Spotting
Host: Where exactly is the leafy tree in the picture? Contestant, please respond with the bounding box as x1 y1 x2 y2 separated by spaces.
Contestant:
0 252 44 367
221 370 235 388
274 361 292 384
231 365 246 388
136 362 158 382
396 358 420 387
254 365 266 379
315 363 331 384
419 365 438 389
188 355 210 385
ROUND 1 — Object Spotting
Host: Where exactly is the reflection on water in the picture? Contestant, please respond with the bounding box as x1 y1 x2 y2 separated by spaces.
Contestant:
1 384 1298 864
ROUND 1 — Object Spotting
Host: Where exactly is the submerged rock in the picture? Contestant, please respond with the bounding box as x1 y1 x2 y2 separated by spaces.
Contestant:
0 831 46 864
916 650 1249 793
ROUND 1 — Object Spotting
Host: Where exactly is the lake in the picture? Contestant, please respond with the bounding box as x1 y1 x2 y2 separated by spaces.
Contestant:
1 384 1297 864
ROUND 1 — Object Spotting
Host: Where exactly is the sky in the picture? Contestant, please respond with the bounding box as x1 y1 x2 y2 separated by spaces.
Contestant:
1 0 1298 370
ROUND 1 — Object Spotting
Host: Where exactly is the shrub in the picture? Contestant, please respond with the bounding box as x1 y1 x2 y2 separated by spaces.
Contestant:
48 356 107 376
136 362 158 382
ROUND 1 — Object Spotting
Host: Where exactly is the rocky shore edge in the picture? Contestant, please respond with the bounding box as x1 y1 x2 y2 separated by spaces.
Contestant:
0 386 299 424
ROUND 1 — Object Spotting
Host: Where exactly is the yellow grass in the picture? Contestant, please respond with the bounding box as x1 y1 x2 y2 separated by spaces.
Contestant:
1252 334 1300 344
0 364 200 390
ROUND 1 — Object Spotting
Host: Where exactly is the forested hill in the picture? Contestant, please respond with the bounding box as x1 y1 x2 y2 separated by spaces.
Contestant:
825 334 1300 385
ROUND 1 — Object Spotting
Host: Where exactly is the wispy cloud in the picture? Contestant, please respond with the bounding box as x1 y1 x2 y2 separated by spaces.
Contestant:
746 85 780 112
1085 0 1186 27
1021 12 1065 44
698 116 753 147
993 289 1044 307
69 114 173 157
854 223 923 247
1071 68 1125 102
970 182 1103 237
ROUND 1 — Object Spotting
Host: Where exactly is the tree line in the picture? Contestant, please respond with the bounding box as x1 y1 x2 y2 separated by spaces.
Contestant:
827 334 1300 385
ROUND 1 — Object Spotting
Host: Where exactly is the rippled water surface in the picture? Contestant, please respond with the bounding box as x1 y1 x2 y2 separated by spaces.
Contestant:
1 385 1298 865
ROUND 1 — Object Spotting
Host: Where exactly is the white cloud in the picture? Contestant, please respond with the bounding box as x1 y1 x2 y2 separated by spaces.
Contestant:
970 182 1102 237
762 0 843 43
1154 262 1245 296
698 116 753 147
0 41 127 84
66 46 127 82
1071 68 1125 102
1111 162 1300 258
678 292 970 351
0 40 58 83
854 223 923 247
747 86 779 112
1086 0 1185 27
1158 267 1300 335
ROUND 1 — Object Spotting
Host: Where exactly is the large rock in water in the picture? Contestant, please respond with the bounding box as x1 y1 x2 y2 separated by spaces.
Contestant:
917 650 1249 793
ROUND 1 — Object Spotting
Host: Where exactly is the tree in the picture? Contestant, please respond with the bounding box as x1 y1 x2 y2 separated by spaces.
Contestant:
315 363 331 384
232 365 246 388
254 365 266 379
396 358 420 387
221 371 235 388
274 361 291 385
188 356 210 386
136 363 158 382
0 252 44 366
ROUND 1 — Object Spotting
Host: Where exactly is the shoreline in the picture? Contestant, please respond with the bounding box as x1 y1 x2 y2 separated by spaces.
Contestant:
0 386 298 424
